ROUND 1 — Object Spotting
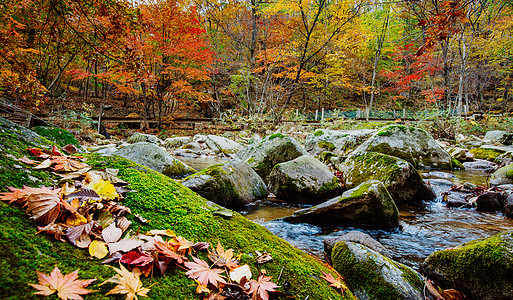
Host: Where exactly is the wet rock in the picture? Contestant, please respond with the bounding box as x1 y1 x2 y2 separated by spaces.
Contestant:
163 136 191 149
421 230 513 300
475 191 506 212
87 144 118 156
463 182 477 190
500 133 513 145
332 241 424 300
484 130 510 143
462 159 497 172
192 134 243 156
352 124 460 170
338 152 435 203
283 180 399 229
114 142 196 177
489 163 513 186
324 231 392 260
127 132 162 145
304 129 376 157
503 195 513 218
267 155 343 204
496 151 513 167
423 171 456 179
182 159 268 209
236 133 309 181
448 147 474 162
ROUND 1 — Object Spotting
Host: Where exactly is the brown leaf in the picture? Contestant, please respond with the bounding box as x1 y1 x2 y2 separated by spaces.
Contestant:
63 144 79 154
155 240 187 264
102 264 150 299
28 266 96 300
117 217 132 233
25 192 64 224
185 256 226 287
34 158 53 170
321 270 346 290
52 156 87 172
66 222 94 247
108 237 144 255
37 223 68 242
18 156 36 164
248 275 279 300
120 250 154 277
0 187 27 204
255 251 273 264
208 242 239 270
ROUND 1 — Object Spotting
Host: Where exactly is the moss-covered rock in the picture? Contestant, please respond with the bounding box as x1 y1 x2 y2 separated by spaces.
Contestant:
268 155 343 204
420 230 513 300
192 134 243 155
127 132 162 144
236 133 309 181
284 180 399 229
163 136 191 149
332 241 424 300
113 142 196 178
304 129 376 157
338 152 435 203
352 125 458 170
0 125 356 300
470 147 505 162
30 126 80 147
489 163 513 186
182 159 268 209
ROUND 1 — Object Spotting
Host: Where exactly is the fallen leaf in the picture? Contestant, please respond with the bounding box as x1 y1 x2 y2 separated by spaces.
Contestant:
18 156 36 164
25 192 64 224
37 223 68 242
321 271 345 290
27 147 50 158
52 156 87 172
108 237 144 255
184 256 226 287
192 242 210 251
52 145 64 156
28 266 96 300
66 213 88 226
102 264 150 300
0 187 27 204
145 229 176 237
66 222 94 247
208 242 239 270
92 180 119 200
66 189 101 201
63 144 79 154
230 265 252 284
248 275 279 300
117 217 132 233
255 251 273 264
102 252 123 264
89 240 109 259
155 240 186 264
102 223 123 243
34 158 53 169
121 250 154 276
134 214 149 224
195 279 211 294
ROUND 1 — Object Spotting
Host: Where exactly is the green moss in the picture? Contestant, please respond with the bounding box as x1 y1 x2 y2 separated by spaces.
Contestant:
314 130 324 137
1 120 356 299
470 148 505 161
450 156 465 170
31 126 80 147
318 141 335 151
268 133 285 140
332 242 402 299
505 169 513 179
319 151 337 164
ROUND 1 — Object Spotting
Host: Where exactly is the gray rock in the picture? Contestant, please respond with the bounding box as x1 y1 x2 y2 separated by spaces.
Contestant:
236 133 309 181
267 155 343 204
182 159 268 209
503 195 513 218
484 130 510 142
448 147 474 162
324 231 391 260
463 159 498 172
113 142 195 177
489 163 513 186
304 129 376 157
423 171 456 179
480 144 513 153
496 151 513 167
284 180 399 229
475 191 506 212
163 137 191 149
86 144 118 156
352 125 458 170
332 241 424 300
0 117 49 149
127 132 162 145
192 134 243 155
338 152 435 203
421 230 513 300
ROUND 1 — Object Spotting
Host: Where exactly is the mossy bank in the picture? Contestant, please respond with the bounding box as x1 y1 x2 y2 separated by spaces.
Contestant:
0 121 355 299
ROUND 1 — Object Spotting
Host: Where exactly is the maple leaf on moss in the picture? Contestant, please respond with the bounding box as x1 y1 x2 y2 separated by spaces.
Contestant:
184 256 226 287
0 187 27 204
52 156 87 172
208 242 239 270
102 264 150 300
248 275 279 300
28 266 96 300
321 270 346 290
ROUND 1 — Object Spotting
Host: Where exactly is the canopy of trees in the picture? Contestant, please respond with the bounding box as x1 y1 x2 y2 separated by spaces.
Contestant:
1 0 512 121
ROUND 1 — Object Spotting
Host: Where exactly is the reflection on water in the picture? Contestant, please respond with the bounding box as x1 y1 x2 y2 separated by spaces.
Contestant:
243 168 513 270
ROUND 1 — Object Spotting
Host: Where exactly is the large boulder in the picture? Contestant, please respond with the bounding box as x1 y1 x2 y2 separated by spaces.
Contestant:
338 152 435 203
496 151 513 167
163 136 191 150
352 125 459 170
489 163 513 186
304 129 376 157
192 134 243 155
324 231 392 261
484 130 510 143
181 159 268 209
127 132 162 145
0 117 49 149
332 241 424 300
267 155 343 204
284 180 399 229
236 133 309 181
420 230 513 300
113 142 196 178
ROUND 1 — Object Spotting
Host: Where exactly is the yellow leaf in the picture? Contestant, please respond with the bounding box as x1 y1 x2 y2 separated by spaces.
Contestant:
66 213 88 226
92 180 119 200
102 265 150 300
89 240 109 259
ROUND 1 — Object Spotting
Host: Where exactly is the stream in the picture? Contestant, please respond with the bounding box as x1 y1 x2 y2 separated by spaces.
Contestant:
178 156 513 270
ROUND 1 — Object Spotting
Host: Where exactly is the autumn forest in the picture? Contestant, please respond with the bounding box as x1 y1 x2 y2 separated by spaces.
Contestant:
1 0 512 123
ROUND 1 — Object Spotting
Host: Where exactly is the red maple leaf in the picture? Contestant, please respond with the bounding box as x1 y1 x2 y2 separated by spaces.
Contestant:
248 275 279 300
184 256 226 287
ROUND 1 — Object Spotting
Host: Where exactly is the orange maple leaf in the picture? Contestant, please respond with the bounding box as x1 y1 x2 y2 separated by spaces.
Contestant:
184 256 226 287
208 242 239 270
29 266 96 300
321 270 346 290
248 275 280 300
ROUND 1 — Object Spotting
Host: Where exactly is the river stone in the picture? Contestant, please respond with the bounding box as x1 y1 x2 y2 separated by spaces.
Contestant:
338 152 435 203
0 117 49 149
181 159 268 209
163 136 191 149
496 151 513 167
475 191 506 212
236 133 309 181
484 130 510 142
352 124 459 170
503 194 513 218
267 155 343 204
192 134 243 155
324 231 392 261
420 230 513 300
283 180 399 229
113 142 196 178
463 159 497 173
304 129 376 157
332 241 424 300
489 163 513 186
448 147 474 162
127 132 162 145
